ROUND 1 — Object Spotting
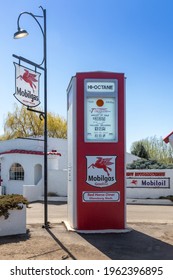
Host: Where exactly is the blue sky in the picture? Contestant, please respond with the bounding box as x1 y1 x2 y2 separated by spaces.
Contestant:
1 0 173 152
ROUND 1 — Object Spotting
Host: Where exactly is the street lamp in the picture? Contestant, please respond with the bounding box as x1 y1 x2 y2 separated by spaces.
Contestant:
13 6 48 228
14 29 28 39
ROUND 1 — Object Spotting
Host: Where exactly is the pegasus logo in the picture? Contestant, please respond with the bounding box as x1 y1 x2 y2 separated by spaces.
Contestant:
86 155 116 187
131 179 138 185
17 69 38 92
88 157 114 176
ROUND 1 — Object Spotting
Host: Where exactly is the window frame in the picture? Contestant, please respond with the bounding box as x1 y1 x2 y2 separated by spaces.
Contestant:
9 163 24 181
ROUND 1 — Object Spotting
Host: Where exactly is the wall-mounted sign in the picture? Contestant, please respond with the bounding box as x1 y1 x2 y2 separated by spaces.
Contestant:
14 63 41 107
126 177 170 188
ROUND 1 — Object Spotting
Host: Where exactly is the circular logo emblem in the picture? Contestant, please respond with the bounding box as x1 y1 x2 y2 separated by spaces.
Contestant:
96 99 104 107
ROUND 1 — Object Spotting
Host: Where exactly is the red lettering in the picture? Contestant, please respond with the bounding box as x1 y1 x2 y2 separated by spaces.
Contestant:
135 172 165 177
126 172 134 176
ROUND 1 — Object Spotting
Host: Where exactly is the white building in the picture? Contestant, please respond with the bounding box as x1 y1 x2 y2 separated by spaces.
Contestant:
2 136 170 201
0 137 67 201
0 137 139 202
163 131 173 148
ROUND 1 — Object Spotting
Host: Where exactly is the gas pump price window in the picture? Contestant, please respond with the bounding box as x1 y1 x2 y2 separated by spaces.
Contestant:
84 79 118 142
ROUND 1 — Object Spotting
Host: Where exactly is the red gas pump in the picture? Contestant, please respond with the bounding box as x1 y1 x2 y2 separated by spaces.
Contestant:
67 71 126 232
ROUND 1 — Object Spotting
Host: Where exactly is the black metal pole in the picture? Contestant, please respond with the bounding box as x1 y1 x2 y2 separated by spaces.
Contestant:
14 6 48 228
43 8 48 228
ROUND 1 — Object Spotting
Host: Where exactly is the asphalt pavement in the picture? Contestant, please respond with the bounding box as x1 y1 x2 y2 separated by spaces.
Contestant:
24 200 173 260
27 200 173 224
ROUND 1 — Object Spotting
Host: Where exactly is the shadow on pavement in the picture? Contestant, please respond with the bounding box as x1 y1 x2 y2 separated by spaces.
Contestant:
79 229 173 260
30 201 67 206
0 229 31 245
46 227 77 260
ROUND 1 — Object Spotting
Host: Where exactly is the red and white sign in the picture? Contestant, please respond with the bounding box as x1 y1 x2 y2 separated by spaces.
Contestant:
86 155 116 187
126 177 170 188
83 191 120 202
126 171 170 188
14 63 41 107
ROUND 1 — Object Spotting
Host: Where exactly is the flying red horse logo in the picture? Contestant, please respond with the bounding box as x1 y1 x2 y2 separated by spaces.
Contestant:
131 179 138 185
88 157 114 176
17 69 38 92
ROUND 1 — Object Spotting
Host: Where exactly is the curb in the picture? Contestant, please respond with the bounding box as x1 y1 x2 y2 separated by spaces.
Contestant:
127 199 173 205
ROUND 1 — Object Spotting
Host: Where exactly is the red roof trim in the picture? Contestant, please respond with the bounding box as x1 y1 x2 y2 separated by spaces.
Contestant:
163 131 173 143
0 149 61 156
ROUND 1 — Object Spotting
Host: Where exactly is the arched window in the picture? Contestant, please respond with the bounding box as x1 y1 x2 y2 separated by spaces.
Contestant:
9 163 24 180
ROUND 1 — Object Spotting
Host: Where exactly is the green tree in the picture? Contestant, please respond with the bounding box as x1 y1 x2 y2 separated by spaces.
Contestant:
131 141 149 159
0 104 67 140
47 112 67 138
130 136 173 164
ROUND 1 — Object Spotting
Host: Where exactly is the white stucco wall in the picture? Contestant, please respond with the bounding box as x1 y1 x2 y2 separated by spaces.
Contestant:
1 137 173 201
0 137 67 201
126 153 140 164
167 134 173 148
0 153 43 195
48 170 67 197
0 137 67 170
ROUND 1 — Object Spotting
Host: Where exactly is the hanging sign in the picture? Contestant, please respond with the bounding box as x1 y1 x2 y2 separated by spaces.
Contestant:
14 63 41 107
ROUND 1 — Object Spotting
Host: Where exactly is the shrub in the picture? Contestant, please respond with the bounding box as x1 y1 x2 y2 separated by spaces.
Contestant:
159 195 173 202
0 194 28 219
47 192 58 197
126 158 173 169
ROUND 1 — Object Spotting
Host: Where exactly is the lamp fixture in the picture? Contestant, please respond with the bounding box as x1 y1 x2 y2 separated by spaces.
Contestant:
14 28 28 39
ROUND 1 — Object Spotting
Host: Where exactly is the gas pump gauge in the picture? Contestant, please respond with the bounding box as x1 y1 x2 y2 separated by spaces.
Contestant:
85 79 118 142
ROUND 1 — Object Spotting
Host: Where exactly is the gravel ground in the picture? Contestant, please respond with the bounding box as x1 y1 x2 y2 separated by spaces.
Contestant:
0 222 173 260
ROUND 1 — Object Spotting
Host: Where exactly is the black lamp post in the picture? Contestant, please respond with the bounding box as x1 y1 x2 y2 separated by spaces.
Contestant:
13 6 48 228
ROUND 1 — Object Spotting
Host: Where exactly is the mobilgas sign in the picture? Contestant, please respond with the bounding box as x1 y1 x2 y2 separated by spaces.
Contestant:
86 82 115 92
86 155 117 187
126 177 170 188
14 63 41 107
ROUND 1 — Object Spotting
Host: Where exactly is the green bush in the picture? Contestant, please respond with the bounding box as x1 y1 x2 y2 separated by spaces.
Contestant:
0 194 28 219
159 195 173 202
126 158 173 169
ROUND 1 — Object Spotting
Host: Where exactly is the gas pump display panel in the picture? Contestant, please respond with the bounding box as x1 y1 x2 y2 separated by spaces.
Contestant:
84 79 118 142
86 97 117 141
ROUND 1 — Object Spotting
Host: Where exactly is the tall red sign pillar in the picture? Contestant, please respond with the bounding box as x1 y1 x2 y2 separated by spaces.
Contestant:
67 72 126 232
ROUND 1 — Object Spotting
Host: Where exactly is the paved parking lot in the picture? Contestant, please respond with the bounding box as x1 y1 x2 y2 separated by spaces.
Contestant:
0 201 173 260
27 201 173 224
